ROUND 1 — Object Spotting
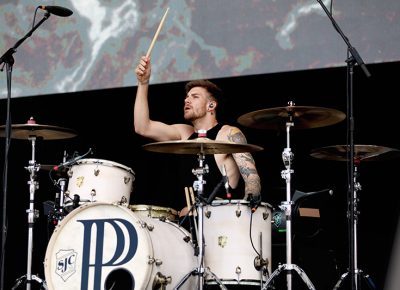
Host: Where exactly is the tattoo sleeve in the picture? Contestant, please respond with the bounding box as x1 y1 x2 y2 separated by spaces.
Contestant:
228 128 261 196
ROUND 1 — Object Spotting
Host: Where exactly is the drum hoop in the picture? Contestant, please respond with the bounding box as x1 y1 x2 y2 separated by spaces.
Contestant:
209 199 273 209
75 158 135 175
129 204 178 215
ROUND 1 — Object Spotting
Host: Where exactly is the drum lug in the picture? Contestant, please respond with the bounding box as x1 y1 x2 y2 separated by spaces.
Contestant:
93 168 100 176
148 257 163 266
139 220 155 231
205 210 211 218
90 189 96 199
263 211 270 220
124 176 131 185
235 266 242 276
152 272 171 289
254 255 269 271
235 209 241 217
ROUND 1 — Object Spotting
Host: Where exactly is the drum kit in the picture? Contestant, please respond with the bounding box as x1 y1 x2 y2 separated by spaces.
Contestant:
1 105 398 290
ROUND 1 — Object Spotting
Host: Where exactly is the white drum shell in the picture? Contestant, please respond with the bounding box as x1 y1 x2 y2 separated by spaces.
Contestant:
66 159 135 206
44 203 197 290
203 199 272 285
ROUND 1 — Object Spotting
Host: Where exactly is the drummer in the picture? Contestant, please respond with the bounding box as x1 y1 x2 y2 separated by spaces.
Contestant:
133 55 262 208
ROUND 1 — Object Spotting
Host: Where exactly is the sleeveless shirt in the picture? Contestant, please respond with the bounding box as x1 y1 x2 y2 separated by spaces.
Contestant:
177 123 245 207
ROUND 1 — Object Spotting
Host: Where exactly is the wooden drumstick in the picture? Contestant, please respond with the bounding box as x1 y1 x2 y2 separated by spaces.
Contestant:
189 187 197 217
184 187 192 216
146 7 170 58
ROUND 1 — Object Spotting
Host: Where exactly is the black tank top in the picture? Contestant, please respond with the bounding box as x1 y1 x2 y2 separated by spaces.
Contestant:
177 123 245 207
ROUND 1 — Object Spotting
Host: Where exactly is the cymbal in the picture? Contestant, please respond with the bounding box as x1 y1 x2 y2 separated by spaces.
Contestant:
0 123 77 140
237 106 346 130
142 138 263 154
310 145 400 162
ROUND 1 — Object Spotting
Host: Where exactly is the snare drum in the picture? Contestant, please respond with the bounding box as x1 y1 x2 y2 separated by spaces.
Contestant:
65 159 135 207
44 203 198 290
203 199 272 286
129 204 179 223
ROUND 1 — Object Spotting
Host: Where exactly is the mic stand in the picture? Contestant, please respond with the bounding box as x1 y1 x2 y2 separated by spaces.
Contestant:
0 12 50 290
262 110 316 290
315 1 372 290
174 151 227 290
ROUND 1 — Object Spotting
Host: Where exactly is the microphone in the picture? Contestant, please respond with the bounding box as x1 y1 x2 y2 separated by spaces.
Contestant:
39 5 73 17
53 155 81 171
53 148 93 171
221 165 231 200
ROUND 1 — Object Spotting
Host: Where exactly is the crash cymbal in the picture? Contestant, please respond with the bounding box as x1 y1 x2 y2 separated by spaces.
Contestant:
0 119 77 140
142 138 263 154
237 105 346 130
310 145 400 162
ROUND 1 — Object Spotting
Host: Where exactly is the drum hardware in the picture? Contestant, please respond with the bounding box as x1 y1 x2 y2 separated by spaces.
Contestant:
0 118 78 290
238 102 346 290
260 102 316 290
65 157 135 207
310 145 398 290
152 272 172 289
47 177 68 225
14 136 46 290
142 135 265 289
44 203 198 290
315 0 372 288
173 151 228 290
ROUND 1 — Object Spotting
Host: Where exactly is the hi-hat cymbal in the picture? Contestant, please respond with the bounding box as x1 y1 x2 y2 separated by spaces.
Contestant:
237 105 346 130
0 123 77 140
142 138 263 154
310 145 400 162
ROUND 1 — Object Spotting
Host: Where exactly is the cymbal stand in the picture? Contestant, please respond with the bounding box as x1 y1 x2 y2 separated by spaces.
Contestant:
12 136 47 290
333 162 376 290
174 151 227 290
262 109 316 290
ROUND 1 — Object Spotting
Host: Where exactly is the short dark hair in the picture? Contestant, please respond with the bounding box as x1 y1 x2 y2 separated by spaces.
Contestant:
185 79 224 103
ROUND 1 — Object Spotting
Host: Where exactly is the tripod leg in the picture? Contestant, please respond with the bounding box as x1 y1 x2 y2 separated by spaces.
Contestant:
292 264 316 290
204 267 228 290
173 268 198 290
262 264 286 290
360 271 377 290
11 275 26 290
333 272 348 290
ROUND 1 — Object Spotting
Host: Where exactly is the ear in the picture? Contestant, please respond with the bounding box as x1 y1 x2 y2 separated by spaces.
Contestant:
208 101 216 110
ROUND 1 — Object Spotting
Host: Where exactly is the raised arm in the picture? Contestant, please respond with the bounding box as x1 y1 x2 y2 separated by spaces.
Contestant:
134 56 189 141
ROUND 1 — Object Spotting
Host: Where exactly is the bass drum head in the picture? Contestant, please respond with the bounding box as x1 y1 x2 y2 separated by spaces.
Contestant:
44 202 197 290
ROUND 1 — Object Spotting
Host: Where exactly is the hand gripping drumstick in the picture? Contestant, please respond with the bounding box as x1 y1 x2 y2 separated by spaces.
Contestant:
146 7 170 58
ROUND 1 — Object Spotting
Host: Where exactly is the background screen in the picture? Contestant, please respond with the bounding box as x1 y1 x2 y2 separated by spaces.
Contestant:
0 0 399 98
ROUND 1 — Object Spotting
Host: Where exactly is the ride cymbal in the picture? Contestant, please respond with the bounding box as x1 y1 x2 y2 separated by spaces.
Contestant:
142 138 263 155
237 105 346 130
310 145 400 162
0 119 77 140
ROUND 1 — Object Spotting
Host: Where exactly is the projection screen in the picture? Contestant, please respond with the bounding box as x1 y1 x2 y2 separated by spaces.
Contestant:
0 0 399 98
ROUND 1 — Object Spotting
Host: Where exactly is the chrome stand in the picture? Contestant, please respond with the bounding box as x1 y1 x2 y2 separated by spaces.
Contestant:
333 163 376 290
174 152 227 290
262 110 315 290
12 136 47 290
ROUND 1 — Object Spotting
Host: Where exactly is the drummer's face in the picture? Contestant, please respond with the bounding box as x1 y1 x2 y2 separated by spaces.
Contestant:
184 87 210 121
